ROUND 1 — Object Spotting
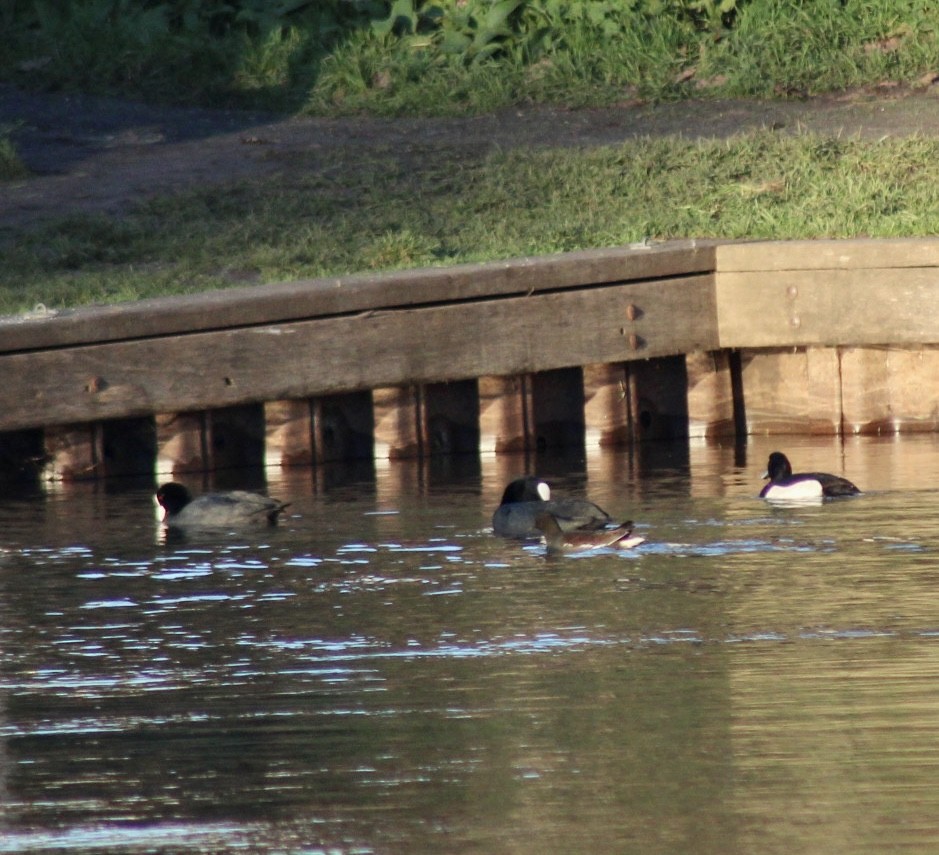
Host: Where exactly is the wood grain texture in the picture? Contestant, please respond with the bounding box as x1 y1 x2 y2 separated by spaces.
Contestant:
840 345 939 434
0 275 716 432
0 242 716 355
737 348 842 435
716 238 939 272
717 268 939 348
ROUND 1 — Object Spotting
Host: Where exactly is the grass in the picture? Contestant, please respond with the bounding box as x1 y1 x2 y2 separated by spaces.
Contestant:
0 126 28 181
5 2 939 314
4 1 939 114
4 130 939 316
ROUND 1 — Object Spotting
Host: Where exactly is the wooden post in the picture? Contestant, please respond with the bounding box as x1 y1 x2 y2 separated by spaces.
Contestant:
44 423 104 481
686 351 737 439
735 347 841 435
156 411 209 476
373 386 422 459
265 399 314 468
478 375 533 454
840 345 939 434
583 363 630 447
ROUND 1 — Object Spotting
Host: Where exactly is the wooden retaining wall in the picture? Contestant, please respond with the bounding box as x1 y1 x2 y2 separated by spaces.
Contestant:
3 237 939 480
718 239 939 435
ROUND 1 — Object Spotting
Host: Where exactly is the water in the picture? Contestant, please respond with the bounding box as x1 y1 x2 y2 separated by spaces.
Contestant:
3 435 939 854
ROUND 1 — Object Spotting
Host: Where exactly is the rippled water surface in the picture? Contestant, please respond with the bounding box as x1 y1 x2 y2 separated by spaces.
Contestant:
5 435 939 853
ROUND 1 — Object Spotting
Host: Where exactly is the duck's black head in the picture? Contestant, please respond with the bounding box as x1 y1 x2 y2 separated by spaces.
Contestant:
764 452 793 482
156 482 193 516
500 476 550 504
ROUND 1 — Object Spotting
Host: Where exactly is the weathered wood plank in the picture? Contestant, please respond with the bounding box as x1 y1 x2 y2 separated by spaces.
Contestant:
0 275 716 433
0 242 716 355
716 238 939 272
583 363 630 447
736 348 842 435
686 351 736 439
478 375 531 454
156 412 208 476
265 400 314 467
840 345 939 434
717 268 939 348
373 387 421 459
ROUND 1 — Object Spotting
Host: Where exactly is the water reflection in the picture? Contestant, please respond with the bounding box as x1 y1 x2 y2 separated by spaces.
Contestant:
4 436 939 852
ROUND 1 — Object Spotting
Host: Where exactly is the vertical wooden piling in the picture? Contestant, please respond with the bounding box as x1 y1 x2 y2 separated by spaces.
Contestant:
264 399 314 468
583 363 630 447
44 423 104 481
686 351 737 439
478 375 533 454
156 411 208 476
373 386 422 459
840 345 939 434
736 348 841 435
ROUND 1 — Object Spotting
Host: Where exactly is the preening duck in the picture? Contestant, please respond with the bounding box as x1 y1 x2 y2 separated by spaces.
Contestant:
534 512 645 554
492 476 611 538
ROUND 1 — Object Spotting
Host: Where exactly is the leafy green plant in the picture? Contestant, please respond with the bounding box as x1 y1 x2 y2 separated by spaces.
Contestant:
368 0 526 63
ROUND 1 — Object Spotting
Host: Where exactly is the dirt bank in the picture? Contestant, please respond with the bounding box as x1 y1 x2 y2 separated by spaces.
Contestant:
4 83 939 230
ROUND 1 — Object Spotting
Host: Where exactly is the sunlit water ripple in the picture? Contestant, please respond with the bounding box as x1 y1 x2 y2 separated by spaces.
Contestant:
5 436 939 853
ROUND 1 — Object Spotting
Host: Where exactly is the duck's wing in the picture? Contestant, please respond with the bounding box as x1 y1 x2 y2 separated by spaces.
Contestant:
547 498 612 531
814 474 861 496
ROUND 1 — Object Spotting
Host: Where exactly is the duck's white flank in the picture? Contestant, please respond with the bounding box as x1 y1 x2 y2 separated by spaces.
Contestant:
762 479 824 501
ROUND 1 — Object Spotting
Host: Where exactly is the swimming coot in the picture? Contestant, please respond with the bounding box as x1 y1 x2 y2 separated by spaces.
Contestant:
156 482 289 528
492 476 612 538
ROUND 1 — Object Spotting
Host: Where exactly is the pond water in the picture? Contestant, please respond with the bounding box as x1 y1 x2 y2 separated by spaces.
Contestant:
3 434 939 854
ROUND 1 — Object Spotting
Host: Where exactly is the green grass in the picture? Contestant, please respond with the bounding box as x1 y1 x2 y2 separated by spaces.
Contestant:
4 1 939 113
4 130 939 316
0 127 28 181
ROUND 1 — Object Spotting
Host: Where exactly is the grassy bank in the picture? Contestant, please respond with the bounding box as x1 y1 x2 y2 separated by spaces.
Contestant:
4 1 939 316
2 1 939 114
4 130 939 316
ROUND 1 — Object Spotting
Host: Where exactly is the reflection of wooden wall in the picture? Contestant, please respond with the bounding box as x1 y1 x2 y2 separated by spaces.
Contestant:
5 238 939 479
